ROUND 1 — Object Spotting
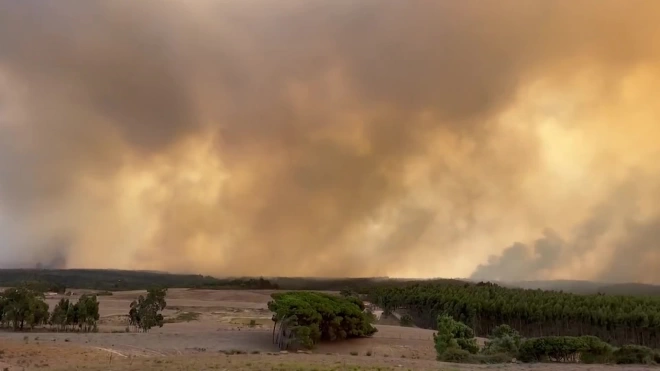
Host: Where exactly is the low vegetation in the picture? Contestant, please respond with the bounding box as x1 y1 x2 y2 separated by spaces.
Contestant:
165 311 200 323
268 291 377 350
399 314 414 327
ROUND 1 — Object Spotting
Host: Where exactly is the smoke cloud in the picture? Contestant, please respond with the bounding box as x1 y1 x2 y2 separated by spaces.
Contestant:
0 0 659 280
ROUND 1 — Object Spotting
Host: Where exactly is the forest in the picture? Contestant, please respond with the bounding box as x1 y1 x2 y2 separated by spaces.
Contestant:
0 269 279 291
366 282 660 348
5 269 659 295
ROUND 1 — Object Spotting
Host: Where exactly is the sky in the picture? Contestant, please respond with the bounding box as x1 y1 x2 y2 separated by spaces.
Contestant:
0 0 659 282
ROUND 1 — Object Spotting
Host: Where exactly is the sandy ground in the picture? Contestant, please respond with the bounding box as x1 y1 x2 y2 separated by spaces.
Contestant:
0 289 654 370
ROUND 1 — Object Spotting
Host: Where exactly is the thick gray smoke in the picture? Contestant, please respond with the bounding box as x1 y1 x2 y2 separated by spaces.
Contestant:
472 179 660 283
0 0 659 280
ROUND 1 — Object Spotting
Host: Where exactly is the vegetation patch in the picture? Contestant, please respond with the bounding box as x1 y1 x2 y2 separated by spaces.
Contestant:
128 288 168 332
229 317 272 327
268 291 377 350
164 311 200 323
399 314 414 327
50 295 100 332
368 282 660 347
0 286 50 330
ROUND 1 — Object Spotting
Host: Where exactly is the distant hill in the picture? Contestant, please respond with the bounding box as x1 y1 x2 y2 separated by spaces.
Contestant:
0 269 279 291
1 269 658 296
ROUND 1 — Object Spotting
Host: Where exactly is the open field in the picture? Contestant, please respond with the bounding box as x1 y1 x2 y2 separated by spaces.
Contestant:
0 289 655 370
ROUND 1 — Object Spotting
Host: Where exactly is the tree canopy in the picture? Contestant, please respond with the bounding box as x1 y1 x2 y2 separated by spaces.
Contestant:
0 286 49 330
268 291 377 349
367 283 660 347
129 288 168 332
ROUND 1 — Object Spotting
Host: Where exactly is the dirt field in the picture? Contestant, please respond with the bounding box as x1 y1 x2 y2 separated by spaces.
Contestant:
0 289 654 370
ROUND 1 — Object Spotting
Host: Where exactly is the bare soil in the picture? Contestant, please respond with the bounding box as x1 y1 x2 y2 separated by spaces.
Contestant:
0 289 653 370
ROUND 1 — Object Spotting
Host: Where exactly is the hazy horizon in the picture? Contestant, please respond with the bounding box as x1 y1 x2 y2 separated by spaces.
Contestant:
1 1 659 282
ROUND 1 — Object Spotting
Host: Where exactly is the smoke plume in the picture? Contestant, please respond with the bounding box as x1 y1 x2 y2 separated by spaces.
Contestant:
0 0 659 281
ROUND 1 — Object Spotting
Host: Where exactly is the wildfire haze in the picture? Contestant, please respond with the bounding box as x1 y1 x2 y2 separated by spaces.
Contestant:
0 0 659 281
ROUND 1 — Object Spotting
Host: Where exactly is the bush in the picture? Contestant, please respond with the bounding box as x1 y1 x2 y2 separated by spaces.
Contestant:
580 335 614 364
483 325 522 356
471 353 513 364
364 309 377 324
613 345 655 365
399 314 414 327
518 336 613 363
433 315 478 357
439 348 471 363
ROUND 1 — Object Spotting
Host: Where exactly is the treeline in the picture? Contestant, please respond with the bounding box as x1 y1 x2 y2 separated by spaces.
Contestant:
367 283 660 347
0 269 279 291
2 269 660 296
501 280 660 296
0 270 465 292
0 284 168 333
0 286 99 331
435 316 660 365
271 277 467 292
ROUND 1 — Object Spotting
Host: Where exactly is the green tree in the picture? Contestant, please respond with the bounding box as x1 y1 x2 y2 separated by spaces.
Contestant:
433 314 479 357
50 298 70 331
483 324 522 355
268 292 377 350
129 288 167 332
0 286 49 330
76 295 100 332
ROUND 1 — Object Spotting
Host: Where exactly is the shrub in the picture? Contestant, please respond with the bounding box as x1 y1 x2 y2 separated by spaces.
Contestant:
613 345 656 365
518 336 613 363
364 309 377 324
580 336 614 364
472 353 514 364
399 314 414 327
439 348 471 363
433 315 478 357
483 325 522 356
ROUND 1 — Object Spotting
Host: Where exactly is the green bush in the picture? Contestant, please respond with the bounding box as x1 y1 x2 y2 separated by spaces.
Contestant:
399 314 414 327
579 335 614 364
518 336 613 363
439 347 471 362
440 350 511 364
471 353 513 364
364 309 377 324
433 315 478 357
483 325 521 356
613 345 656 365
